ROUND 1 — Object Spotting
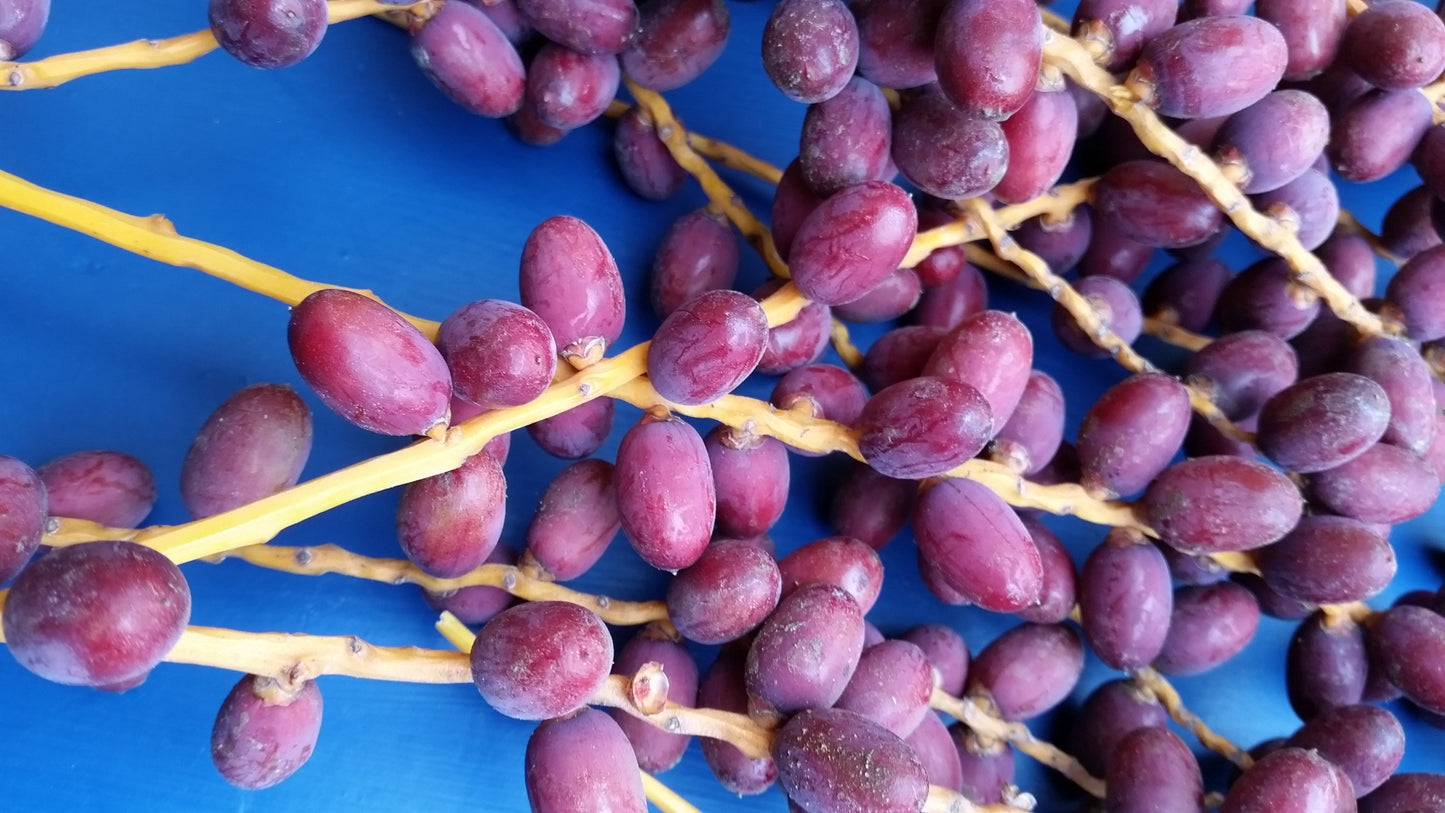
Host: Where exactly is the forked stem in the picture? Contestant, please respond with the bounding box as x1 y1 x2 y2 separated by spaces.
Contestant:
929 687 1106 799
963 198 1255 446
899 178 1097 268
1041 29 1393 339
625 80 791 279
1129 667 1254 771
603 99 784 185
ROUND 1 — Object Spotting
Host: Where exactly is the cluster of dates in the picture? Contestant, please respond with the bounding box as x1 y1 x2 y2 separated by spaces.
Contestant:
6 0 1445 810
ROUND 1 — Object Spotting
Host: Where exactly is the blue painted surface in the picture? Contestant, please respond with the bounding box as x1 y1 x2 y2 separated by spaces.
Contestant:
0 2 1441 810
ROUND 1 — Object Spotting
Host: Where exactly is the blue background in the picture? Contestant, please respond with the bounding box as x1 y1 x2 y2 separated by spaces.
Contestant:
0 1 1441 810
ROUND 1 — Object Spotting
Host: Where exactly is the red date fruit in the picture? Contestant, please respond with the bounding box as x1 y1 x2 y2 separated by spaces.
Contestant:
517 0 638 54
773 708 928 812
39 450 155 530
934 0 1041 120
288 289 452 437
210 675 324 790
614 415 716 571
966 622 1084 721
621 0 729 91
1127 15 1288 119
523 459 620 581
856 375 994 480
470 601 613 720
181 383 313 520
913 479 1042 613
396 451 506 578
518 215 626 355
667 538 782 644
1144 455 1304 555
3 540 191 687
525 708 647 812
647 289 768 405
0 455 47 583
745 583 865 715
1076 372 1192 498
787 180 917 306
760 0 859 104
411 1 526 117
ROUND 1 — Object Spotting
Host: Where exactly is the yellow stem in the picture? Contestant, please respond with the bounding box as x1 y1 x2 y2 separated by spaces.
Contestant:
0 166 441 339
603 99 784 185
640 772 703 813
924 785 1035 813
930 687 1106 799
38 281 809 568
434 612 476 653
606 376 1154 533
830 319 867 372
624 80 792 279
963 197 1254 446
212 543 671 628
1129 667 1254 771
1140 316 1212 352
1319 600 1375 627
0 0 419 90
133 345 647 564
1041 29 1393 339
1335 209 1403 267
591 675 775 760
899 178 1097 269
0 617 472 685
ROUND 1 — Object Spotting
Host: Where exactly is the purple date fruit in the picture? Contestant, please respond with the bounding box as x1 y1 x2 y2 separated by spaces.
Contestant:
745 583 865 715
966 622 1084 721
396 451 506 578
1144 455 1304 555
523 458 620 581
411 0 526 117
667 538 782 644
934 0 1041 120
1076 372 1192 498
516 0 638 54
856 375 994 479
1127 15 1288 119
518 215 626 356
180 383 314 520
